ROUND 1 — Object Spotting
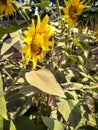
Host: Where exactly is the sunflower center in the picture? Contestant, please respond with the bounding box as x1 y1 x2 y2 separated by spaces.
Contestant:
69 6 78 19
31 34 44 55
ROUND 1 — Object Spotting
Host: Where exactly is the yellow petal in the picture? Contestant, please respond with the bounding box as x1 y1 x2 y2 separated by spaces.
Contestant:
38 15 49 33
31 19 35 35
0 0 16 16
45 31 54 40
32 55 38 68
24 27 35 37
46 41 54 46
20 45 30 53
36 14 41 32
24 37 32 45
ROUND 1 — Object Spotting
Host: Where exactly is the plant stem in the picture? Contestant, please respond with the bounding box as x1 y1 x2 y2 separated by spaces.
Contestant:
55 0 63 27
5 66 24 96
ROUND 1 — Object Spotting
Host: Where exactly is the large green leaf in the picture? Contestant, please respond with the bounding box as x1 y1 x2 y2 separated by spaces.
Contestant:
57 98 81 128
0 20 28 37
1 38 18 55
42 116 64 130
19 86 41 96
25 68 65 97
14 116 46 130
6 91 30 117
0 116 3 130
1 30 23 55
0 74 8 120
10 120 16 130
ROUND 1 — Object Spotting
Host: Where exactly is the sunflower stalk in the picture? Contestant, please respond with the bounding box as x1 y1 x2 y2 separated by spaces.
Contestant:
55 0 63 28
5 66 25 97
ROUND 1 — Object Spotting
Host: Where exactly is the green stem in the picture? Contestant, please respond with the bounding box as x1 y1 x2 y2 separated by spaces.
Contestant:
56 0 61 17
65 26 70 49
5 66 24 96
3 69 14 81
55 0 63 27
49 8 57 19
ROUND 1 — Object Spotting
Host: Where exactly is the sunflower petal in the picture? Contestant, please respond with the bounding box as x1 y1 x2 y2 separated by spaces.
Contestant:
38 15 49 33
0 0 15 16
36 14 41 32
20 45 30 53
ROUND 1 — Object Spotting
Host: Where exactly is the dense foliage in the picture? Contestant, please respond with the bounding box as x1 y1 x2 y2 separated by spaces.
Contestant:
0 0 98 130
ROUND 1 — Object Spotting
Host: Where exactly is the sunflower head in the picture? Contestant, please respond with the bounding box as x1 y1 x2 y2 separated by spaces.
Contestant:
63 0 86 26
20 14 54 68
0 0 16 16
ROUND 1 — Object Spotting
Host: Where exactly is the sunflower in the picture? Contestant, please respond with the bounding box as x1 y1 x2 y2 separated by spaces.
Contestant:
63 0 86 26
20 14 54 68
0 0 15 16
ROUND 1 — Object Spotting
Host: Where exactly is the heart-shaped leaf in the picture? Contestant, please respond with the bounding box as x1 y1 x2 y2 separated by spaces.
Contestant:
25 68 65 98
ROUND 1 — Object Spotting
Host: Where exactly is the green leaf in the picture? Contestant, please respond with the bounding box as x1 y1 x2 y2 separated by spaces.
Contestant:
0 116 3 130
91 83 98 92
78 56 84 64
14 116 46 130
57 98 81 128
10 120 16 130
0 74 8 120
1 30 23 55
0 20 28 37
73 37 84 51
66 53 79 63
25 68 65 98
7 92 29 117
84 50 89 58
19 86 41 96
42 116 65 130
1 38 18 55
39 0 50 9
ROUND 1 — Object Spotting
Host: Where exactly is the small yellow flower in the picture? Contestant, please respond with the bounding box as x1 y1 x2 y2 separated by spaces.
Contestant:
63 0 86 26
20 14 54 68
0 0 15 16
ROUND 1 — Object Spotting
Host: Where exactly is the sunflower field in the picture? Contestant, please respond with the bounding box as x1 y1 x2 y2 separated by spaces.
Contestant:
0 0 98 130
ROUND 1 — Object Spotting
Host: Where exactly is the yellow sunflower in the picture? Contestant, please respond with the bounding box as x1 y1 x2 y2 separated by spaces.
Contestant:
20 14 54 68
63 0 86 26
0 0 15 16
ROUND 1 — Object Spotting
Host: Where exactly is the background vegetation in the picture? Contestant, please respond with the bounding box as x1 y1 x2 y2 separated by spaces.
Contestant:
0 0 98 130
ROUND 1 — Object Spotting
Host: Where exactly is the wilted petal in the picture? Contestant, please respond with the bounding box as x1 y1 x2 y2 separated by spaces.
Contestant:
0 0 15 16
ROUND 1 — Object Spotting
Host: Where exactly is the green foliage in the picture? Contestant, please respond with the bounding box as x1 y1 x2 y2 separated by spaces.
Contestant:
0 74 8 120
57 98 81 128
14 116 46 130
25 68 65 97
0 116 3 130
0 0 98 130
0 20 28 37
10 120 16 130
42 116 65 130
